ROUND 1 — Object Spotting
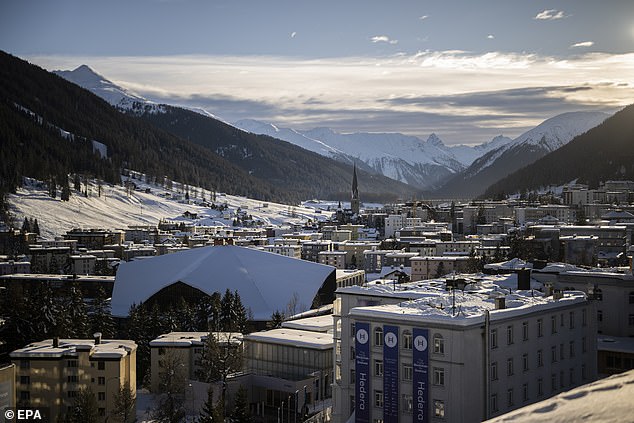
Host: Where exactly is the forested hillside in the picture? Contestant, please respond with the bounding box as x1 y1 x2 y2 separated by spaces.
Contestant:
484 105 634 198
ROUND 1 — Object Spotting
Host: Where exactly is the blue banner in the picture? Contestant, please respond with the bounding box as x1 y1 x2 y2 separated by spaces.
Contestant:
383 325 399 423
355 322 370 423
413 328 429 423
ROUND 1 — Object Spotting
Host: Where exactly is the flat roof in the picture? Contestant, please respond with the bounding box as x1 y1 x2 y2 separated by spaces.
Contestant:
245 328 333 350
149 331 242 347
282 315 333 333
10 339 136 359
598 336 634 354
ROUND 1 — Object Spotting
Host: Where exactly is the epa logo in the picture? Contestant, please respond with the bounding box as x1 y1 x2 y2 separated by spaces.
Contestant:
356 328 369 344
414 335 428 352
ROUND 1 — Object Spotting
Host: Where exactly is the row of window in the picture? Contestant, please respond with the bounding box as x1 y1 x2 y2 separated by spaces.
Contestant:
369 391 445 417
366 361 444 385
354 326 445 354
491 339 587 380
490 366 588 413
490 310 587 348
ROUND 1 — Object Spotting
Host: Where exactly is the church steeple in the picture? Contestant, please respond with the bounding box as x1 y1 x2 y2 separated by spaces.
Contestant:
351 163 360 215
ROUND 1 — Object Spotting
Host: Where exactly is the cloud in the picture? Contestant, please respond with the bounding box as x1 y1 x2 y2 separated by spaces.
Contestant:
571 41 594 48
534 9 566 20
487 34 495 39
290 31 297 39
419 15 429 21
371 35 398 45
30 51 634 144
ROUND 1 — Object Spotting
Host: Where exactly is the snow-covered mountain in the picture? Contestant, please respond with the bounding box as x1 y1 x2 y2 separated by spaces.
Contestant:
437 111 611 198
234 119 512 190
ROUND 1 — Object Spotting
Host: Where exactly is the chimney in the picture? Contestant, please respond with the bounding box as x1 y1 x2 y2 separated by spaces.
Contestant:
93 332 102 345
495 297 506 310
553 291 564 300
53 337 59 348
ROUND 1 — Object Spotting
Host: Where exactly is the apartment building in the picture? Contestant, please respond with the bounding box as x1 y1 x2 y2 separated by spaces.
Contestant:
10 335 137 422
331 274 597 423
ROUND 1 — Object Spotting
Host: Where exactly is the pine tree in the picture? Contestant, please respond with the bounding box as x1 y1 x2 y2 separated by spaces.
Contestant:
21 216 30 233
49 176 57 199
435 262 446 279
63 282 89 338
73 174 81 191
89 285 115 338
32 218 40 235
230 386 252 423
112 384 135 423
268 310 285 329
220 290 234 331
198 387 224 423
67 387 99 423
61 179 71 201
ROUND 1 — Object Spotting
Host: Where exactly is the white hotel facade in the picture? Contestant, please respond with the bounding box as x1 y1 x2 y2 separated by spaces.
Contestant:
331 274 597 423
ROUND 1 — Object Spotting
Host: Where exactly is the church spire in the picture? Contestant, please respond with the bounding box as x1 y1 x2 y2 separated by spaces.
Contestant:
351 163 360 215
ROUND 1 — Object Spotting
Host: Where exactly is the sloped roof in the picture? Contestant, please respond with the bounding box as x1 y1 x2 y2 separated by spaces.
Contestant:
111 245 335 319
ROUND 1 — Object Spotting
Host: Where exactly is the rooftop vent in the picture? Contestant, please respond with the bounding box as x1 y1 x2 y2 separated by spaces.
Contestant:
93 332 102 345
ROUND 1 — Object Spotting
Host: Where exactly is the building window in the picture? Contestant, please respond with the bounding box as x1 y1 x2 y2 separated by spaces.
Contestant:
597 310 603 322
537 349 543 367
490 329 498 349
629 292 634 304
560 371 565 388
582 308 587 326
582 364 587 380
560 313 564 327
569 341 575 358
67 375 78 383
374 390 384 408
569 312 575 329
374 360 383 377
523 354 529 372
403 364 413 381
522 321 529 341
507 325 514 345
98 361 105 370
434 399 445 418
582 337 587 353
506 358 514 376
403 331 412 350
158 347 165 355
98 391 106 401
551 346 557 363
351 346 356 360
490 362 498 381
19 360 29 369
569 368 575 386
67 360 78 368
20 391 30 401
98 408 105 417
551 374 557 392
68 391 78 398
537 319 543 337
522 383 529 402
350 369 355 384
374 327 383 347
98 377 105 385
537 378 543 396
402 394 413 413
490 394 498 413
433 367 445 386
551 316 557 334
560 343 565 360
507 389 514 407
433 334 445 354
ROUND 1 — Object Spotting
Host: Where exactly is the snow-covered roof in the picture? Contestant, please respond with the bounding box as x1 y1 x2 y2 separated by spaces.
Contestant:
485 369 634 423
342 273 583 327
149 331 242 347
244 328 333 349
484 258 532 270
10 338 136 359
111 245 335 319
282 314 333 333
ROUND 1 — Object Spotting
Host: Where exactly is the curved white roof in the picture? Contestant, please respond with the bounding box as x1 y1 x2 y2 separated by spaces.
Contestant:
111 245 335 319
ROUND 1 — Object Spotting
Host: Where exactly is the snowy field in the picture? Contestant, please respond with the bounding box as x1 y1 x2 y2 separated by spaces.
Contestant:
8 176 335 239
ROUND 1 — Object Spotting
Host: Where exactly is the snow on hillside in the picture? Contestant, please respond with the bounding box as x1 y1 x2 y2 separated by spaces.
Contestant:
9 177 333 239
486 369 634 423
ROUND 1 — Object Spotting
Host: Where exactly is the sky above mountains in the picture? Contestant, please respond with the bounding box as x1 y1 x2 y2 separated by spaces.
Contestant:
2 0 633 144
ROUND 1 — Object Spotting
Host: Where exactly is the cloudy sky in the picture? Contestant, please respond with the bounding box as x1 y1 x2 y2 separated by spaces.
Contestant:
2 0 634 145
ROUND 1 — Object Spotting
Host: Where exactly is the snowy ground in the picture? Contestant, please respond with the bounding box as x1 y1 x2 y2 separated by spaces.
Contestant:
486 369 634 422
8 176 335 239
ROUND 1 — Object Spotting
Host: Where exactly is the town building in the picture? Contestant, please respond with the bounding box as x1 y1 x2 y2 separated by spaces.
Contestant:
331 273 597 423
319 250 347 269
410 256 471 281
10 335 137 422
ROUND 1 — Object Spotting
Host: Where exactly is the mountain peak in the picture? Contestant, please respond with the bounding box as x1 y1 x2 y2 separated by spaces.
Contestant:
426 133 445 147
